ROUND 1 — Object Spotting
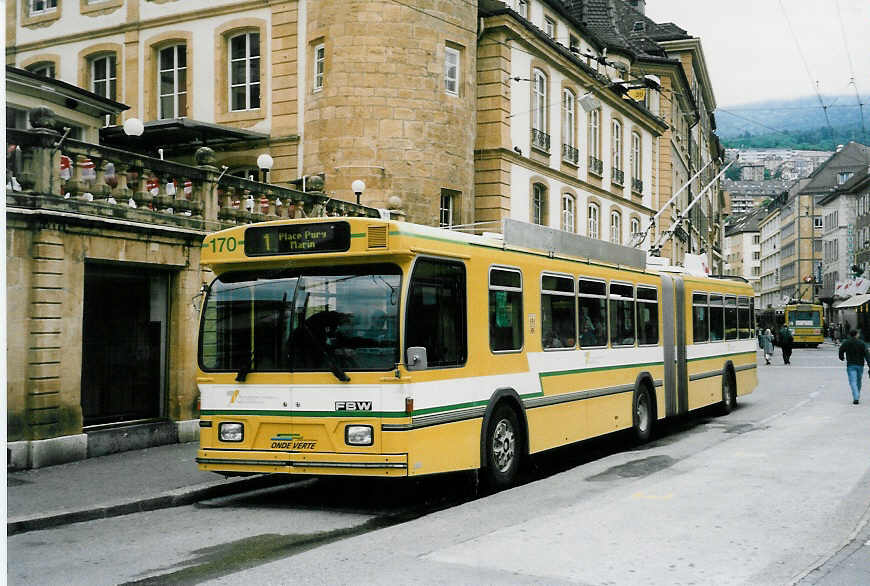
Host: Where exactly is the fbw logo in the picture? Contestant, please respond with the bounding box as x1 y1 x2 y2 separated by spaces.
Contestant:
335 401 373 411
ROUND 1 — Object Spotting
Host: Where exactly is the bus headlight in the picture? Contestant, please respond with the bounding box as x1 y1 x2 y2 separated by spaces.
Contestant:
219 422 244 442
345 425 373 446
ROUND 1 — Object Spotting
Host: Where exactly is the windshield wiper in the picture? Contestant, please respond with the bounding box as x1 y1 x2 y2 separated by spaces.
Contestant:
235 351 254 382
301 321 351 382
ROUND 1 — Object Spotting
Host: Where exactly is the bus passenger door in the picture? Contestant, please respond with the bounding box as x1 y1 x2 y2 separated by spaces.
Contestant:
660 275 687 416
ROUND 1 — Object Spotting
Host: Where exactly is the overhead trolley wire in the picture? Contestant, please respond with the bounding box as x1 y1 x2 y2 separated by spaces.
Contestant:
778 0 837 144
834 0 867 142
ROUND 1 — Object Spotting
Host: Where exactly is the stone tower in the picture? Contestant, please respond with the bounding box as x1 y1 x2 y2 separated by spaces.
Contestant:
303 0 478 225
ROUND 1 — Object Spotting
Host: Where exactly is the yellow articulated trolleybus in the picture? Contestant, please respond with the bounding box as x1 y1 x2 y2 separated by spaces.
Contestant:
195 217 758 489
784 303 824 347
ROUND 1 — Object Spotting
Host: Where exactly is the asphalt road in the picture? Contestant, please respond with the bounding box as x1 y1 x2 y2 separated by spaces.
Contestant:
9 344 870 585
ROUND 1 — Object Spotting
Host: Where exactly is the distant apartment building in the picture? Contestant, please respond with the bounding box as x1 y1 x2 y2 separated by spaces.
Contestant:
759 204 781 309
723 178 792 216
794 142 870 304
819 188 855 301
777 180 819 303
723 208 762 297
740 165 765 181
820 164 870 300
853 171 870 269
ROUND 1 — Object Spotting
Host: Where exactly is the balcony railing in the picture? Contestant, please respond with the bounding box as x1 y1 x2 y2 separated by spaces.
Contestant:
6 126 380 233
562 143 578 164
588 156 603 176
611 167 625 186
631 177 643 193
531 128 550 152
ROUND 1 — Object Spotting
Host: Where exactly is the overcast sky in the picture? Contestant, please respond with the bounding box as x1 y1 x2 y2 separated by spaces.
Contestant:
643 0 870 109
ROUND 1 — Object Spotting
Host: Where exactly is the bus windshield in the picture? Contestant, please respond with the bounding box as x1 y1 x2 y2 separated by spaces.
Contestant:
788 310 820 327
199 263 401 375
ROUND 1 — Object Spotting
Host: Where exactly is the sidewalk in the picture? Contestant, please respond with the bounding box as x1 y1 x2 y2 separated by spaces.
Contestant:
7 442 283 535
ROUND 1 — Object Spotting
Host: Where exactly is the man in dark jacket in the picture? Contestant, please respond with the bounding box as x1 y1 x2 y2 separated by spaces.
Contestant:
838 329 870 404
779 325 794 365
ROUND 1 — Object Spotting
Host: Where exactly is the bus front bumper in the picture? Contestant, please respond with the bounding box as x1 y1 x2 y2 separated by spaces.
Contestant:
196 449 408 476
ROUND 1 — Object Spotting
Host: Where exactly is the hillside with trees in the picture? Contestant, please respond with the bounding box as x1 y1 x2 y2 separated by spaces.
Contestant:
715 95 867 150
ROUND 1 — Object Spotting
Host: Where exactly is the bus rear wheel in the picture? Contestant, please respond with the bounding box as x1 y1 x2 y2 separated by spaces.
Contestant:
632 387 653 444
484 405 521 490
718 370 736 415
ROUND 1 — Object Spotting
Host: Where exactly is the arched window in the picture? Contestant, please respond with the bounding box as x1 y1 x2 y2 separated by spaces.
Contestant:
611 119 623 185
610 210 622 244
611 119 622 170
587 202 600 239
531 69 549 151
27 61 56 78
630 217 641 239
562 89 576 162
561 194 575 232
158 44 187 119
588 109 601 174
631 132 642 192
532 183 547 225
90 54 117 100
229 32 261 111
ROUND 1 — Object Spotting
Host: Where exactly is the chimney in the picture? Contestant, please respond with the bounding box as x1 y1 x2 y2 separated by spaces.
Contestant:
627 0 646 14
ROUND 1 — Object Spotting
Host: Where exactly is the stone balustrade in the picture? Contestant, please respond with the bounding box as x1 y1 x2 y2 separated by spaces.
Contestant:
6 126 381 233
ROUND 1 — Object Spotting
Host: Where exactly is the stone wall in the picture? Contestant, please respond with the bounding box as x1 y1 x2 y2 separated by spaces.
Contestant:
302 0 478 224
6 213 206 465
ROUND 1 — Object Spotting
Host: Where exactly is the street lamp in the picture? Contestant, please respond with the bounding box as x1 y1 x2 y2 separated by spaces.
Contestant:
352 179 366 206
123 117 144 137
257 153 274 184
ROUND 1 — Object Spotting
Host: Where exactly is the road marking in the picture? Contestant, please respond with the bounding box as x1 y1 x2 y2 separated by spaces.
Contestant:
632 491 674 500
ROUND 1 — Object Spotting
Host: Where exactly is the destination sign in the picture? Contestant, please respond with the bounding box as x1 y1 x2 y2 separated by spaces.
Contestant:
244 222 351 256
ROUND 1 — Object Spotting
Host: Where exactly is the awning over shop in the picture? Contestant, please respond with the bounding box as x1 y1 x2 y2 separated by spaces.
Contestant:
833 293 870 309
100 118 269 157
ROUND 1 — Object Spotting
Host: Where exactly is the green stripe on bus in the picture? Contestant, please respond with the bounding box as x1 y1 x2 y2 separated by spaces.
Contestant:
201 409 406 418
201 391 543 419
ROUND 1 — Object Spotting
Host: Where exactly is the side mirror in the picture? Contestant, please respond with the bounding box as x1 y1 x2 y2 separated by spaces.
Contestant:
405 347 428 371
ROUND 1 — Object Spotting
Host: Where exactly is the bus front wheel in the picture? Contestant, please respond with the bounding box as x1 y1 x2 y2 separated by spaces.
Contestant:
484 405 521 490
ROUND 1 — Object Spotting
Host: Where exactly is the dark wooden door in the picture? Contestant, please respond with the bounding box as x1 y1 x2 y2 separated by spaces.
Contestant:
81 267 165 426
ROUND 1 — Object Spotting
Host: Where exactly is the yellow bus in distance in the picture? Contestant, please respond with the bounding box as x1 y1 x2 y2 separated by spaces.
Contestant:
195 217 758 489
784 303 824 347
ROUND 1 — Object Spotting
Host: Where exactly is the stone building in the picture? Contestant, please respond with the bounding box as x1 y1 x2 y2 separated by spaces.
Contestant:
568 0 726 270
6 0 726 464
5 67 376 468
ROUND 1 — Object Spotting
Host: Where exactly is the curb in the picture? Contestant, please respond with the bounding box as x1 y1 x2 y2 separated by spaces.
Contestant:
7 474 288 536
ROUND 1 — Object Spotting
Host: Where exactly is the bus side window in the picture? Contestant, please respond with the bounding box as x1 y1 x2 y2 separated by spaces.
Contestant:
578 278 607 348
489 267 523 352
725 296 738 340
709 294 724 341
405 258 467 367
692 292 709 343
750 298 755 335
541 274 576 350
637 286 658 345
609 282 635 347
738 297 751 339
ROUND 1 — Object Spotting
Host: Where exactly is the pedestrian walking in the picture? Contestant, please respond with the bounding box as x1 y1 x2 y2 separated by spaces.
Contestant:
838 329 870 404
778 324 794 365
760 328 774 365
